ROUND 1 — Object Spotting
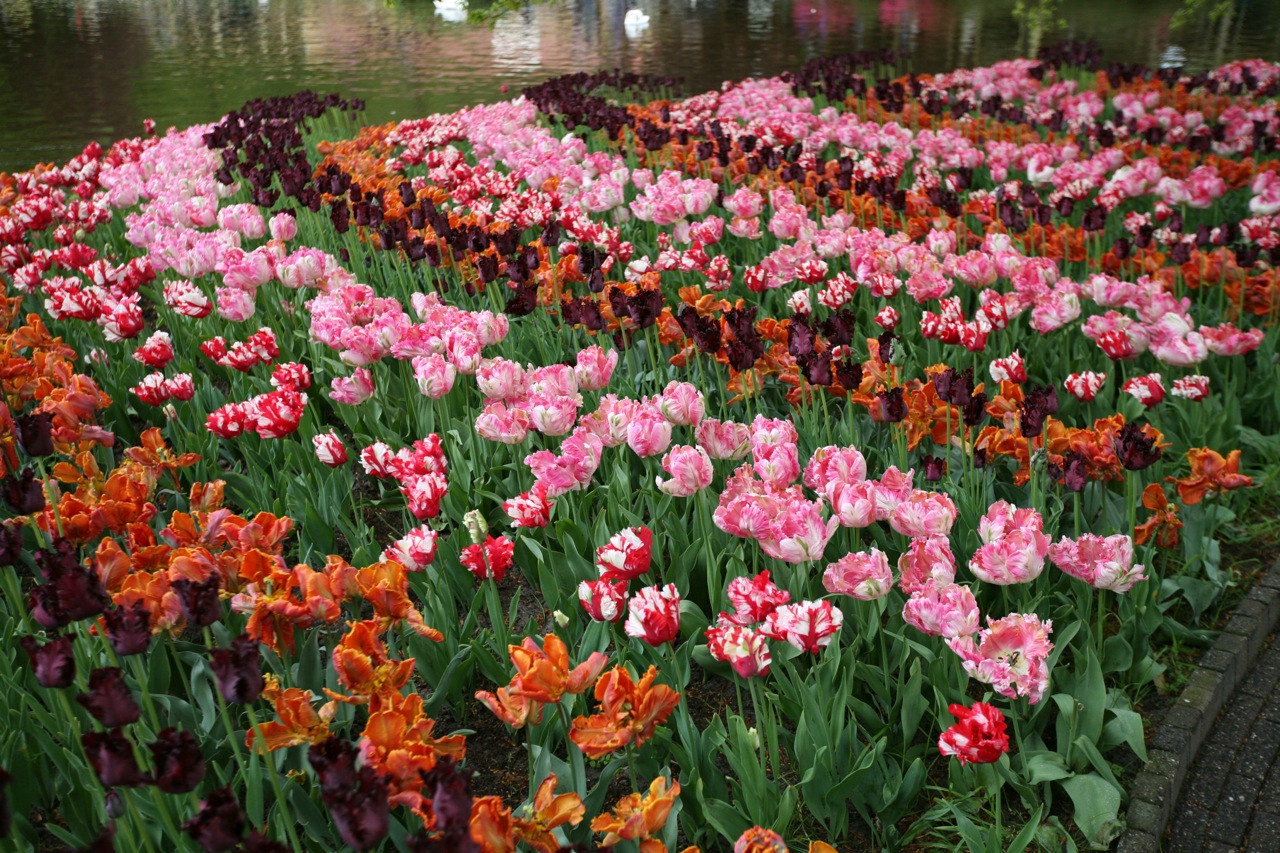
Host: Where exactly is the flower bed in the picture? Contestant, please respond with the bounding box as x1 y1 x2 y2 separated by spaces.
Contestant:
1 41 1278 853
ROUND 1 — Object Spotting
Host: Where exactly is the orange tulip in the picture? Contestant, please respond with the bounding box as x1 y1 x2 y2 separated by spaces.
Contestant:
469 796 516 853
509 634 608 705
354 560 443 641
591 777 681 847
570 665 680 759
475 685 542 729
247 680 334 752
361 693 465 815
329 620 415 707
1174 447 1253 506
1135 483 1183 549
512 774 585 853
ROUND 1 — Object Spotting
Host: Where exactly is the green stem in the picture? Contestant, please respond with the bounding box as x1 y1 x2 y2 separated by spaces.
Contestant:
125 789 162 853
244 704 304 852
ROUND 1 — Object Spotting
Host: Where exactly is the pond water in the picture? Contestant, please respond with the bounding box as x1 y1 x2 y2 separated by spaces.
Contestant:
2 0 1278 171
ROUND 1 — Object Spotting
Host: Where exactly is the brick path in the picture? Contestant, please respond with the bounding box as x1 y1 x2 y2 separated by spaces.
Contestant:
1167 634 1280 852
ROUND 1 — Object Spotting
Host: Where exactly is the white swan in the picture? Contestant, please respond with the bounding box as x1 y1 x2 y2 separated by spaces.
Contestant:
624 8 649 35
434 0 467 22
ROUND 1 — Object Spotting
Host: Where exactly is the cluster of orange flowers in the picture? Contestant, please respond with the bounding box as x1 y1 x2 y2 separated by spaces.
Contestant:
0 304 114 478
477 634 682 760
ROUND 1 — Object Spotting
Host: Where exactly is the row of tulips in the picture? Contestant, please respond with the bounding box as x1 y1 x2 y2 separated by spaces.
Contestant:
1 40 1277 852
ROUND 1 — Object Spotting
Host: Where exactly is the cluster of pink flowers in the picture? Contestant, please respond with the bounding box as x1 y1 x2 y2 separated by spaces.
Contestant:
713 418 838 564
578 526 652 625
969 501 1051 585
1048 534 1148 593
360 435 449 520
474 346 615 445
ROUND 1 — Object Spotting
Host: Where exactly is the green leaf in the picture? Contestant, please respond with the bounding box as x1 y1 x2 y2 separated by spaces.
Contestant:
1061 773 1123 849
1006 804 1045 853
701 796 752 841
1101 709 1148 762
1024 751 1073 784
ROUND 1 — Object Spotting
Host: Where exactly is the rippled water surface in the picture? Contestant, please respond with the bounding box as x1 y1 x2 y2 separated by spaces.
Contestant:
2 0 1278 171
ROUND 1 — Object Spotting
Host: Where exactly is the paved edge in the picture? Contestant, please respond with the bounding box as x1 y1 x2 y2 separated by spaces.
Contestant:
1115 554 1280 853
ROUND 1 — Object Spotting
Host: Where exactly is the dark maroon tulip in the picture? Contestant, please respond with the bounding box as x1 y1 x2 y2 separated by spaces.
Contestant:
33 538 80 580
1063 451 1089 492
803 352 833 387
241 833 288 853
172 576 222 628
1019 385 1060 440
182 786 245 852
209 635 264 704
104 789 126 819
876 329 898 364
77 668 141 729
0 765 10 839
922 455 947 482
691 315 722 355
81 730 149 788
1114 422 1163 471
149 728 205 794
30 563 110 629
422 759 475 836
876 387 906 423
14 411 55 458
787 316 816 358
326 765 389 851
961 392 989 428
834 357 862 392
103 602 152 657
308 736 359 799
2 467 45 514
0 521 22 566
933 367 974 407
20 634 76 688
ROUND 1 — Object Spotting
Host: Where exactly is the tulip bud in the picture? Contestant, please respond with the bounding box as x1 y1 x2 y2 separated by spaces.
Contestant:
463 510 488 545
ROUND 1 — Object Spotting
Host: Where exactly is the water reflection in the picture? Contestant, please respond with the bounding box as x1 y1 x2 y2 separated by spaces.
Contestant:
1 0 1278 171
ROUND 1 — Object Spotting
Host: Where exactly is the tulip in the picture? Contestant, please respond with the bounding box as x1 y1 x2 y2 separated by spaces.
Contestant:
625 584 682 645
77 668 142 728
938 702 1010 765
210 634 264 704
82 729 149 788
150 727 206 794
19 634 76 689
183 786 246 852
103 601 152 656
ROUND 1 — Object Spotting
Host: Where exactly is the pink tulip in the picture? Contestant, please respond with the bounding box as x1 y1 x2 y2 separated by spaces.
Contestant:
888 490 958 538
573 345 618 391
948 613 1054 705
897 536 957 595
1048 534 1147 593
823 549 893 601
902 580 979 639
656 445 714 497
